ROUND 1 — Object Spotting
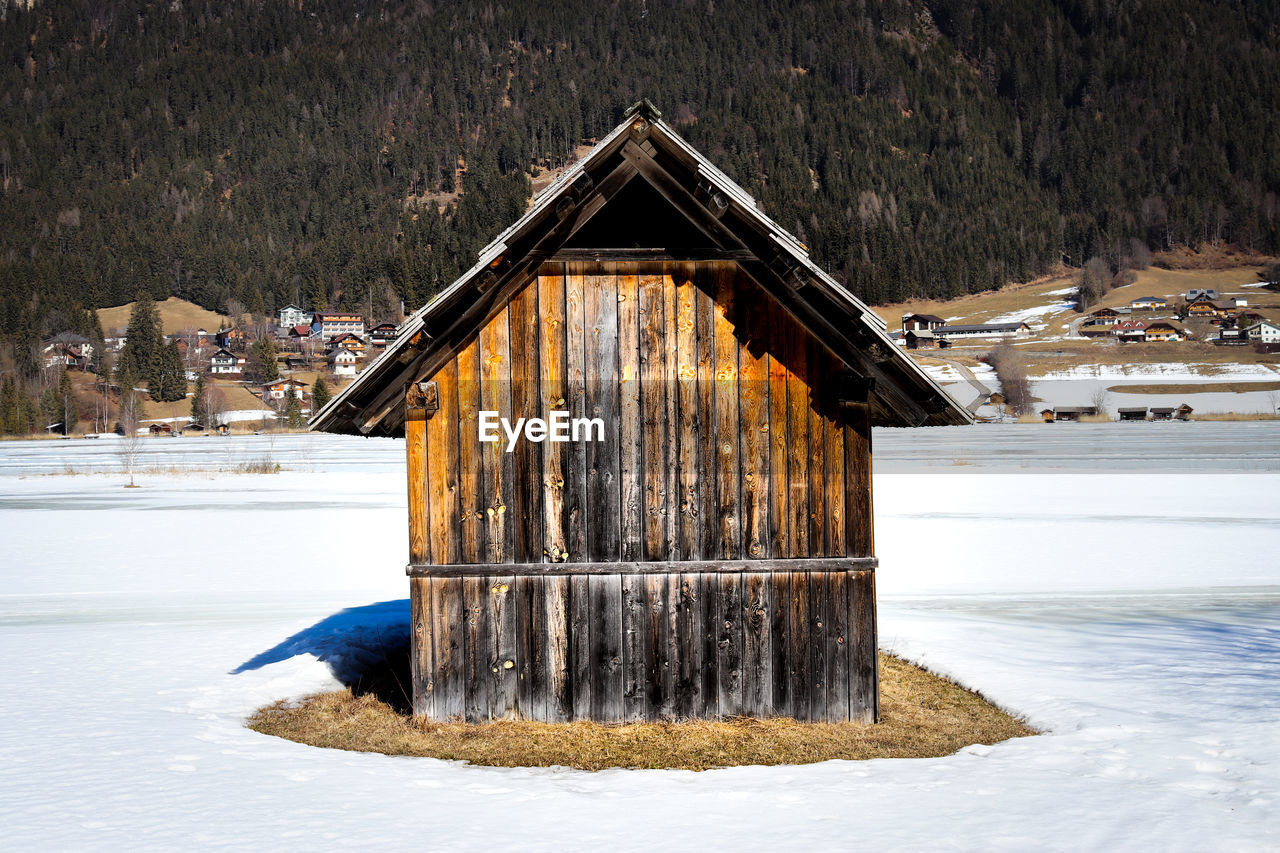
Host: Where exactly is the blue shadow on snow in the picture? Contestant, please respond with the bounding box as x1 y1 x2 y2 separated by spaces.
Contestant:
231 598 411 689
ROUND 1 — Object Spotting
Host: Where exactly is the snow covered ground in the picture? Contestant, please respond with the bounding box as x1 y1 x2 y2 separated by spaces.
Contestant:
986 287 1078 326
2 428 1279 850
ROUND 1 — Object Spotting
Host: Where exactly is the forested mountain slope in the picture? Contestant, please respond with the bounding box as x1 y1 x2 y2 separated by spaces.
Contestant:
1 0 1277 372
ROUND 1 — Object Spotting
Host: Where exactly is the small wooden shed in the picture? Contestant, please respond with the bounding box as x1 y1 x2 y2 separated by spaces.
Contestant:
311 102 970 723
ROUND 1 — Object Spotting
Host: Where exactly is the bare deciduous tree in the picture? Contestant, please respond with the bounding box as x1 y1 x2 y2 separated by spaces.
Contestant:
986 343 1033 416
117 391 143 487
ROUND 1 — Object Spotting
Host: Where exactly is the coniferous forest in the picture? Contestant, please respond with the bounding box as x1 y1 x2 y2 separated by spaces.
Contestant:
1 0 1278 382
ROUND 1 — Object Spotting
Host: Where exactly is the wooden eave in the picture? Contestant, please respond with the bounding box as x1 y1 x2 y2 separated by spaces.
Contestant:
310 102 971 437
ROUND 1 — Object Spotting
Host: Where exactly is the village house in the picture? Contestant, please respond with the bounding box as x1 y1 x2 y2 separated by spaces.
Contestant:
328 332 367 357
1143 321 1182 342
328 347 359 376
41 333 94 370
261 377 308 401
308 101 970 724
1085 306 1130 325
1117 407 1149 421
368 322 399 349
1129 296 1168 311
1112 319 1148 342
278 305 313 329
311 311 365 340
904 329 943 349
1209 300 1240 319
1185 299 1218 319
215 328 245 350
1079 325 1113 338
1244 320 1280 344
1185 288 1220 302
209 348 244 374
901 313 946 333
1213 327 1249 345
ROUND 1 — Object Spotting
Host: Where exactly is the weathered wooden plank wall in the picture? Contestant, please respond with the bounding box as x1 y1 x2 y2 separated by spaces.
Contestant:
412 567 871 722
406 260 877 722
417 261 857 564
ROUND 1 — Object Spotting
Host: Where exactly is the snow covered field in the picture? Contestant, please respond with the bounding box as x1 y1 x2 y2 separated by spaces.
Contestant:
2 428 1279 850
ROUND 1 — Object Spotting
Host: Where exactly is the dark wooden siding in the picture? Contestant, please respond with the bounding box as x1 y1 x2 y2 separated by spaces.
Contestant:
410 567 876 722
410 261 861 565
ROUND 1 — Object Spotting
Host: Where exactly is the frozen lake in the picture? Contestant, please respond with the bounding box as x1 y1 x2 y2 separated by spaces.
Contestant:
1 425 1278 849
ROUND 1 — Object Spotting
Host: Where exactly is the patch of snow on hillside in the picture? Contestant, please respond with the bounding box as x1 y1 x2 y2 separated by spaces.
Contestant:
922 363 963 383
987 292 1077 326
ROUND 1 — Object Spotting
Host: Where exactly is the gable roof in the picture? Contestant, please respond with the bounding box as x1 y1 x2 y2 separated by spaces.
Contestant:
310 101 970 436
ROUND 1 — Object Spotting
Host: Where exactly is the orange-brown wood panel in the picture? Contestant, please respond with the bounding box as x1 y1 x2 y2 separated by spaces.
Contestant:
480 308 514 564
456 340 483 563
786 312 810 556
538 267 568 562
564 264 588 563
735 267 770 560
844 401 873 557
674 261 702 560
584 265 621 561
693 268 717 560
639 268 669 561
508 279 542 563
766 302 791 558
426 360 459 565
406 405 429 565
661 268 679 558
712 262 741 560
807 339 827 557
617 263 643 561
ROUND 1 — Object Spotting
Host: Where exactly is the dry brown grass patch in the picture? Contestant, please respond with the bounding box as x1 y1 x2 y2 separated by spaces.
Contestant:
1106 381 1280 395
99 297 230 336
248 653 1035 771
1188 412 1280 421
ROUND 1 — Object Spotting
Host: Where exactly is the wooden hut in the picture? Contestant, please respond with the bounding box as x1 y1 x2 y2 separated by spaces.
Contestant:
310 102 970 724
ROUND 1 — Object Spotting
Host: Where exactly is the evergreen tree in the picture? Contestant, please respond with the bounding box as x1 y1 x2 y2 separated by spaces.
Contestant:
190 374 206 423
58 368 78 433
248 337 280 383
119 293 162 386
284 393 305 429
148 341 187 403
311 375 331 411
40 383 62 432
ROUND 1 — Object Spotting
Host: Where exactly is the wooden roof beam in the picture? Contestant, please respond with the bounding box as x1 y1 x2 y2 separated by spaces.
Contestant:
619 140 747 251
352 160 642 435
738 260 931 426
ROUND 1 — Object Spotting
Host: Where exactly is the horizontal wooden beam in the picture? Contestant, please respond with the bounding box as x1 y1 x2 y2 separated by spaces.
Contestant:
407 557 878 577
547 248 757 263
